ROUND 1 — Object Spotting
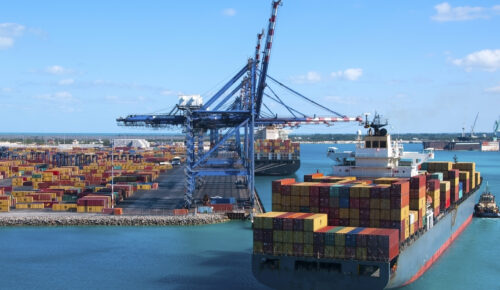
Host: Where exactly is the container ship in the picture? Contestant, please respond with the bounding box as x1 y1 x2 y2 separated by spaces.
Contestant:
252 116 482 289
254 126 300 176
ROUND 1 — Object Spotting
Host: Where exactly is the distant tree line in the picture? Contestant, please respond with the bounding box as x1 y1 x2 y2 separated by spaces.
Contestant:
290 132 494 142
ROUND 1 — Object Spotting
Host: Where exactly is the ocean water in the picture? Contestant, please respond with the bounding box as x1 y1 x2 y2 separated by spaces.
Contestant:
0 144 499 289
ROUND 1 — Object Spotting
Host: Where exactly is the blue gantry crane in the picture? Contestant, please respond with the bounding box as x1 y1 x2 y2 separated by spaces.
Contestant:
117 0 362 209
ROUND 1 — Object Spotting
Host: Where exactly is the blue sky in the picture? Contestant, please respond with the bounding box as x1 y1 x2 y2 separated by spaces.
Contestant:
0 1 499 134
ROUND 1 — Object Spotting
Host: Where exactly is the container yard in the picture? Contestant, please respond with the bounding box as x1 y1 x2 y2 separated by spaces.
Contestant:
0 144 255 222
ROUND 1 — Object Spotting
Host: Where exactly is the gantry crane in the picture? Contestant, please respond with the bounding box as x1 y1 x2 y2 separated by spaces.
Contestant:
117 0 362 209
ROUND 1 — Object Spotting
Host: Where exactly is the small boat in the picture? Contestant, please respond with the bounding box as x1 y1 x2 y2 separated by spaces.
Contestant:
474 183 500 218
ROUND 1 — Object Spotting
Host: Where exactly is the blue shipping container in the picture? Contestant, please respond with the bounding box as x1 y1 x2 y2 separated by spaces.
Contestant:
198 206 213 213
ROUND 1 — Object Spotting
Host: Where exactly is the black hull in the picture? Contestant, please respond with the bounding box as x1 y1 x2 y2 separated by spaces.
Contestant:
255 160 300 176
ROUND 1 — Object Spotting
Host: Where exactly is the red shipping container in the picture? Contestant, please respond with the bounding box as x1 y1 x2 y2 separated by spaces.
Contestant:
410 174 426 189
211 204 233 212
440 190 450 210
359 198 370 209
390 181 410 196
309 186 320 199
272 178 296 193
330 208 340 219
350 198 360 209
309 196 319 207
426 180 440 191
359 209 370 219
319 198 329 208
319 207 330 214
369 187 381 198
281 184 292 196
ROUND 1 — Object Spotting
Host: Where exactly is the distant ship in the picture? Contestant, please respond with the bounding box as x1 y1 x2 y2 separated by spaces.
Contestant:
252 115 482 289
423 114 499 151
254 126 300 176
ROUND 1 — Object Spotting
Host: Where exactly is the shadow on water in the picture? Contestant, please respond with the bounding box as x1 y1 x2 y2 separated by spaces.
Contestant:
155 250 270 290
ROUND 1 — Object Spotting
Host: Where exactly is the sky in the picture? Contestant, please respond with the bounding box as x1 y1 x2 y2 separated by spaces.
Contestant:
0 0 499 134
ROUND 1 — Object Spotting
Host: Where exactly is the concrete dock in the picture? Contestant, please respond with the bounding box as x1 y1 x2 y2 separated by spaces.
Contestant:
118 165 256 211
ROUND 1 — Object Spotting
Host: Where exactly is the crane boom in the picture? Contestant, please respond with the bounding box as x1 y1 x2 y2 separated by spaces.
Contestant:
255 0 282 118
471 112 479 137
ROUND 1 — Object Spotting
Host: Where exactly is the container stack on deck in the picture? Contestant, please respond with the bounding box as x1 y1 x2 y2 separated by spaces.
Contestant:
254 161 480 262
0 146 177 214
255 139 300 161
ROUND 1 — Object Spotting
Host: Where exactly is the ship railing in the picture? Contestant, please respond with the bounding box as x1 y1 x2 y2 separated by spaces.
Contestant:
399 178 482 251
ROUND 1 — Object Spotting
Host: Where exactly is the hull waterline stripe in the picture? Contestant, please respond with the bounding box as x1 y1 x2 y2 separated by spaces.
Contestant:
402 214 473 286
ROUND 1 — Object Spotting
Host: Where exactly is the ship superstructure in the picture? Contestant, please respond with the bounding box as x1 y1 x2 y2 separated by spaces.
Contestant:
328 115 434 178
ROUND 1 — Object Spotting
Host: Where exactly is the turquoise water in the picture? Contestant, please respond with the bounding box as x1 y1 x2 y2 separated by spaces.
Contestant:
1 144 499 289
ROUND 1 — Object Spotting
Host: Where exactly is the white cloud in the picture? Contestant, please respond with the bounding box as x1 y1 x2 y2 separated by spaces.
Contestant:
0 37 14 49
324 96 357 105
0 23 25 49
222 8 236 17
105 95 119 101
331 68 363 81
452 49 500 72
45 65 72 75
432 3 500 22
485 85 500 93
0 23 25 36
58 78 74 85
35 91 75 102
161 90 174 96
104 95 147 105
291 71 322 84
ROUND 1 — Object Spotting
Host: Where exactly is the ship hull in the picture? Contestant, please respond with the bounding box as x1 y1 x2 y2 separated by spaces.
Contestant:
255 160 300 176
252 182 482 289
423 141 481 151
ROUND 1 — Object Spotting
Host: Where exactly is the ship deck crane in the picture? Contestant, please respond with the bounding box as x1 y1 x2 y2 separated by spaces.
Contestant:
116 1 362 209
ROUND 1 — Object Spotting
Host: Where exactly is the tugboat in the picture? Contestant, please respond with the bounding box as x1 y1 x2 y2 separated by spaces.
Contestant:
474 183 500 218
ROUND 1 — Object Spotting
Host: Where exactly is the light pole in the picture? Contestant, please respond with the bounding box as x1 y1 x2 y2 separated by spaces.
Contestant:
111 139 114 209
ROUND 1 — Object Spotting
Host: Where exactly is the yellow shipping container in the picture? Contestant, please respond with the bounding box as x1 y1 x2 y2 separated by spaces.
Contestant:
77 206 86 213
391 206 409 221
284 243 293 255
370 219 380 228
293 231 304 244
0 205 10 212
380 199 390 210
304 213 327 232
324 246 335 258
380 209 391 220
16 203 28 209
299 196 309 207
283 231 293 243
271 193 281 204
369 209 380 220
273 230 283 243
254 212 285 229
273 243 283 255
28 203 44 209
304 244 314 257
16 196 33 203
253 241 263 253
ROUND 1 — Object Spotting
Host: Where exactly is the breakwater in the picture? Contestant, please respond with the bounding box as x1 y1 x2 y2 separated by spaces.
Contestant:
0 213 229 226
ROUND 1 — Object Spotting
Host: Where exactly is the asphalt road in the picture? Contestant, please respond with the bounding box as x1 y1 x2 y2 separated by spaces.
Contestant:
119 165 186 210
